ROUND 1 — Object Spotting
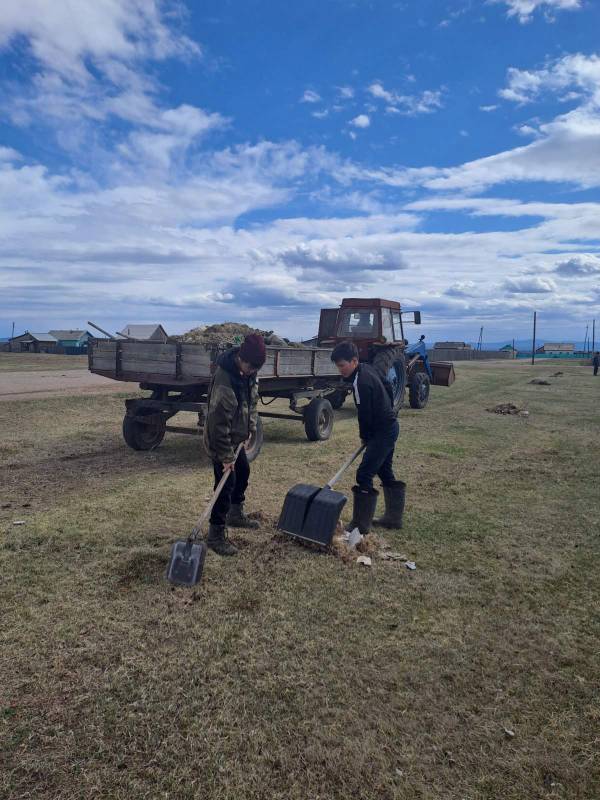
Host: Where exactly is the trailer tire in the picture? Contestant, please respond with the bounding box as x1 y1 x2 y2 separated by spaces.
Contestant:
245 416 264 462
303 398 334 441
409 372 430 409
372 346 406 413
123 410 166 451
327 389 347 410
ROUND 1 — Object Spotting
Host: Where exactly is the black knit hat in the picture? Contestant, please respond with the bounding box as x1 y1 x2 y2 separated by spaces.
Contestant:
239 333 266 368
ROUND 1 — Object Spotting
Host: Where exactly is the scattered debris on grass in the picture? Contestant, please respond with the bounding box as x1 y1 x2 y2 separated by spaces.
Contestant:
486 403 529 417
551 371 564 377
380 551 408 561
504 728 516 739
405 561 417 571
356 555 372 567
346 527 363 549
13 520 25 526
530 379 551 385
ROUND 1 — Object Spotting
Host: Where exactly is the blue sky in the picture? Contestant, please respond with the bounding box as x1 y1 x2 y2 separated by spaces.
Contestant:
1 0 599 343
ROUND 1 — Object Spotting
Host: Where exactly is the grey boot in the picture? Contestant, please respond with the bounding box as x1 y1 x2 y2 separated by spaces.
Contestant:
226 503 260 529
346 486 379 536
206 523 238 556
374 481 406 529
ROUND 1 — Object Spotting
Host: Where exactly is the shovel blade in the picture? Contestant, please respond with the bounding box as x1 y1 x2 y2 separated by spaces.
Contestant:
278 483 321 537
278 484 347 547
301 487 347 546
166 539 207 587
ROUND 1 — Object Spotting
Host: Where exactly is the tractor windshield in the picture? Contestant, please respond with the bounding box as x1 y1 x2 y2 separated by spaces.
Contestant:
337 309 378 338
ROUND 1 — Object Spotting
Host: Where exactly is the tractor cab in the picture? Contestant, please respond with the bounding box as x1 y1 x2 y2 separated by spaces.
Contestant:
317 298 421 361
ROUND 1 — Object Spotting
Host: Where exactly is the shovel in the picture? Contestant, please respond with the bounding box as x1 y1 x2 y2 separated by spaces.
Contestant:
166 443 244 586
278 444 366 547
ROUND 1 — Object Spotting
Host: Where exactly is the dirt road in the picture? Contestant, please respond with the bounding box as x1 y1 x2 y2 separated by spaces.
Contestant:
0 369 138 401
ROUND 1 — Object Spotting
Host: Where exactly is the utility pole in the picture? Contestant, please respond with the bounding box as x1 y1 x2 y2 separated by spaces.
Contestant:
593 319 596 353
531 311 537 365
512 337 515 359
584 324 589 356
477 326 483 351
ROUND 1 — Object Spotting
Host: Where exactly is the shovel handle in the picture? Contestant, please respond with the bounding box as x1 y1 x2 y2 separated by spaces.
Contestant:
326 444 366 489
191 442 245 539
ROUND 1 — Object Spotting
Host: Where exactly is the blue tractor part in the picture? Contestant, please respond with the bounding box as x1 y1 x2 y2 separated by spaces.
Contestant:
405 335 433 380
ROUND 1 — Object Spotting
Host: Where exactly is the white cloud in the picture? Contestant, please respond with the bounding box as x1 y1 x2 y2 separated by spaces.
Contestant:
350 114 370 128
0 0 220 174
504 276 557 293
499 54 600 105
368 82 395 104
0 0 199 79
496 0 582 23
445 281 481 297
300 89 321 103
337 86 354 99
480 104 498 112
0 145 21 161
312 109 329 119
368 81 443 116
555 254 600 276
278 242 405 272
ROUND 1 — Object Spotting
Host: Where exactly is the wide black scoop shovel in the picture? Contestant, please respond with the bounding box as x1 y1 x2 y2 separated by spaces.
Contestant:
166 443 244 587
278 444 365 547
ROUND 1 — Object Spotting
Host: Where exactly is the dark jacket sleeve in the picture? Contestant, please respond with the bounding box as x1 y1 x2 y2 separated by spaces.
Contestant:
357 375 374 441
248 379 259 435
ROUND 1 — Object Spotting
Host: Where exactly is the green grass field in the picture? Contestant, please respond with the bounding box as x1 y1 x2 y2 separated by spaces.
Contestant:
1 360 598 799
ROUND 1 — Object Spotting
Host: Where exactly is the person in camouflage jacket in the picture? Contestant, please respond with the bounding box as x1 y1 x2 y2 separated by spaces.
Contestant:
203 334 266 556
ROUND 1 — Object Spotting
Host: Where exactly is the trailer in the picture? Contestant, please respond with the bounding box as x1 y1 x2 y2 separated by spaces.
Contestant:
89 338 348 461
89 298 455 461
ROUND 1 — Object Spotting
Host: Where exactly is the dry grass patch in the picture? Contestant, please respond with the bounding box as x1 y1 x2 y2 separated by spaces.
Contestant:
1 361 599 799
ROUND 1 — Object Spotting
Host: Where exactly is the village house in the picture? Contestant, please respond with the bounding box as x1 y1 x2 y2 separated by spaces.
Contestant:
49 329 93 351
9 332 58 353
119 324 169 342
535 342 574 355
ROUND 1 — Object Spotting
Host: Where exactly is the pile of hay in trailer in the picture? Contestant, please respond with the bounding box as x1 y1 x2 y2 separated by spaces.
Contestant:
171 322 303 348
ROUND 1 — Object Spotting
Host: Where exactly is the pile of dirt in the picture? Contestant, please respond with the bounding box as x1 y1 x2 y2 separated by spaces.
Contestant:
486 403 529 417
173 322 303 348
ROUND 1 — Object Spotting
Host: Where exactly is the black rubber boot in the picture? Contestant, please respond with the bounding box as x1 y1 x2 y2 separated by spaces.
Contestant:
206 523 238 556
226 503 260 529
346 485 379 536
374 481 406 529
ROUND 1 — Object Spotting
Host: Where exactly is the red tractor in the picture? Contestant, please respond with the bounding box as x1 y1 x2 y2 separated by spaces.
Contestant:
317 297 454 411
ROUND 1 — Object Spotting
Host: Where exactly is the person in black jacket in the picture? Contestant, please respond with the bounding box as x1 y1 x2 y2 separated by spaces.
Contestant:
593 352 599 376
331 341 405 535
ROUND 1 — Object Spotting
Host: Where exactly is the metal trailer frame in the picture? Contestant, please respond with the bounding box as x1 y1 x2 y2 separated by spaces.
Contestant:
118 375 349 460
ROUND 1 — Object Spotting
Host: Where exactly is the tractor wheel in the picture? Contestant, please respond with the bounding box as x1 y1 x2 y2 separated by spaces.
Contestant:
122 409 166 451
372 346 406 413
409 372 431 409
327 389 347 410
303 398 334 441
245 416 264 462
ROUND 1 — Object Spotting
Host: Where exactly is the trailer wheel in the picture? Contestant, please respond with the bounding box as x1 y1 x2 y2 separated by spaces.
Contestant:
123 410 166 451
372 346 406 413
327 389 347 410
409 372 430 409
245 416 264 462
303 398 334 441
